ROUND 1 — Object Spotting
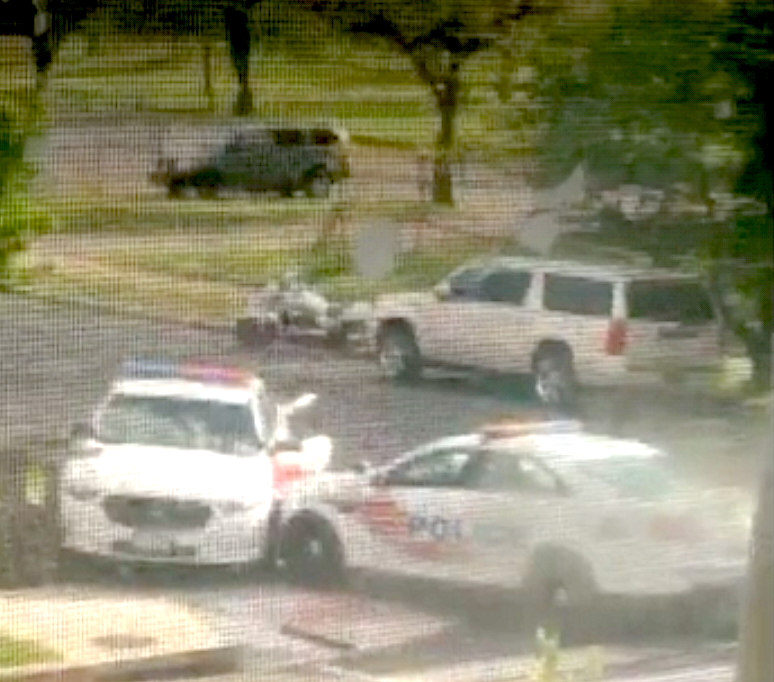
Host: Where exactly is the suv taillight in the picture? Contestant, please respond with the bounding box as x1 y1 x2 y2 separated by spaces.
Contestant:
605 319 628 355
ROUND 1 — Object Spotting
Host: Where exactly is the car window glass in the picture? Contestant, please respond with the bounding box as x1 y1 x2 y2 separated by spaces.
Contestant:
272 129 304 146
626 280 715 323
446 265 489 299
475 451 563 495
543 275 613 316
479 269 532 305
388 448 476 488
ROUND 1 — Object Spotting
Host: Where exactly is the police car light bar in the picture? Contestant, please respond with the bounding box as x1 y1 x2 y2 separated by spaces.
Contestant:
481 419 583 440
120 359 254 385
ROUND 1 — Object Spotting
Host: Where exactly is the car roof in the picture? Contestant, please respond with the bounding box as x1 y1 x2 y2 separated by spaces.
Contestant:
492 432 665 463
111 379 253 405
463 256 702 283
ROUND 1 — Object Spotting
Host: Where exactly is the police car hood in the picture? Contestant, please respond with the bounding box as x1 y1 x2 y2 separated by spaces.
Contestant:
69 443 262 502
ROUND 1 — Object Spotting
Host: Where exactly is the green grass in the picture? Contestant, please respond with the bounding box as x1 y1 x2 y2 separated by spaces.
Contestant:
0 634 60 669
19 37 505 150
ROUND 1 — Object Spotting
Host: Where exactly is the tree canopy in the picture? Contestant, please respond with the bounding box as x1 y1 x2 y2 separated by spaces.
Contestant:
298 0 563 204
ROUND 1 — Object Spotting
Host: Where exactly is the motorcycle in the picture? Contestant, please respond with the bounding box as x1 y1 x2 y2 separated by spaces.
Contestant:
235 271 371 349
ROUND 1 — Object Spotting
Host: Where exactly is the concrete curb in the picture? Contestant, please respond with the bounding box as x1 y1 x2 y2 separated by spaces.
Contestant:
279 624 358 653
0 644 245 682
3 284 375 358
3 284 233 336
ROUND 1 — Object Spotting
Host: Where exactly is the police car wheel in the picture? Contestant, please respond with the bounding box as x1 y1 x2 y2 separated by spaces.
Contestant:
281 514 345 588
522 548 596 635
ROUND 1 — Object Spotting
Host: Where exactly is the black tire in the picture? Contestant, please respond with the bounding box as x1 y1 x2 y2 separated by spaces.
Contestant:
280 513 345 588
532 346 577 410
305 171 332 199
167 180 185 199
235 317 277 347
377 324 422 382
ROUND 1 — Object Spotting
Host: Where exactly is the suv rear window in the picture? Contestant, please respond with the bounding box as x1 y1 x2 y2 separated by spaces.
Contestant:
543 275 613 316
626 280 715 323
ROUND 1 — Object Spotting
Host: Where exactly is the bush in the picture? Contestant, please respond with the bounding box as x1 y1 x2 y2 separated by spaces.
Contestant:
0 107 49 283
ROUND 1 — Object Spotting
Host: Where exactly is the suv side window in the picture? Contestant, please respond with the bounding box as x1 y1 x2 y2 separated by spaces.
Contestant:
446 265 489 300
479 269 532 305
543 275 613 316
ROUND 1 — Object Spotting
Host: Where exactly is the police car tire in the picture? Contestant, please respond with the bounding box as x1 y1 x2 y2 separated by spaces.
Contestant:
522 548 596 631
281 514 345 588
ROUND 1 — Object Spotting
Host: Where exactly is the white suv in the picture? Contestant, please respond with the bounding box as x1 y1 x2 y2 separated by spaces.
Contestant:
373 257 724 406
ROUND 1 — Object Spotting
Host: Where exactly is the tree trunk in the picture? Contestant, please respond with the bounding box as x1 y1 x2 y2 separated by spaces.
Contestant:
432 67 460 206
736 462 773 682
224 6 253 117
202 38 214 110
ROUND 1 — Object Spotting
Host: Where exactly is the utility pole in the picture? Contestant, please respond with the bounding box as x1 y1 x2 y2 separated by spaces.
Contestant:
735 334 774 682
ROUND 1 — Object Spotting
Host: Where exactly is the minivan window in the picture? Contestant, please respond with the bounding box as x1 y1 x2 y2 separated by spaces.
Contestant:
627 280 715 323
543 275 613 316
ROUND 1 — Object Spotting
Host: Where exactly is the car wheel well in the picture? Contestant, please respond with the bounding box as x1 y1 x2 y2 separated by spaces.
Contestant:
531 339 574 368
377 318 415 342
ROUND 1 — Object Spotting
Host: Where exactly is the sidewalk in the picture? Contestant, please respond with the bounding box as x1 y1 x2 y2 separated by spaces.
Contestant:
0 586 242 680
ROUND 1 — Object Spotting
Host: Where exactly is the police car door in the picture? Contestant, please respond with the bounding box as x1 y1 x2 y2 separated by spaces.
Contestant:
464 447 567 588
354 444 481 582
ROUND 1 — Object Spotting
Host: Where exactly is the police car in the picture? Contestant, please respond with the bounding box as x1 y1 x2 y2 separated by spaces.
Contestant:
280 419 751 612
59 359 331 568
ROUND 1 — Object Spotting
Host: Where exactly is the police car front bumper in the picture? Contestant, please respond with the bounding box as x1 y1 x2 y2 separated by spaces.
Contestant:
61 494 271 566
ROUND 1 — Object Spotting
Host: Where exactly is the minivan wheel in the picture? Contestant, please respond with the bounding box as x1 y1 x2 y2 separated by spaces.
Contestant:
533 349 576 409
281 514 345 588
306 171 332 199
377 325 422 382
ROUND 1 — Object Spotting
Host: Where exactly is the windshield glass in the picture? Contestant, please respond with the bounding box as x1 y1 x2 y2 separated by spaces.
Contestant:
574 457 679 500
96 394 262 455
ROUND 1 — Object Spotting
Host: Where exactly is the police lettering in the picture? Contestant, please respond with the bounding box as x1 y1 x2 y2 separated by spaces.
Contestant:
408 515 463 542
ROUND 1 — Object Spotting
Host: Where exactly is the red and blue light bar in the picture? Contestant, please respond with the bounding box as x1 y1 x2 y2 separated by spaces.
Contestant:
120 359 255 386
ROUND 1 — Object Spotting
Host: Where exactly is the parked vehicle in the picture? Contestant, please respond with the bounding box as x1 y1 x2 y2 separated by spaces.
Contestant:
60 358 330 569
372 257 725 408
235 272 372 348
151 127 350 200
279 417 751 625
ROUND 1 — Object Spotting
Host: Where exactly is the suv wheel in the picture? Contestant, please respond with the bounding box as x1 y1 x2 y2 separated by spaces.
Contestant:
306 171 331 199
533 347 576 409
378 324 422 381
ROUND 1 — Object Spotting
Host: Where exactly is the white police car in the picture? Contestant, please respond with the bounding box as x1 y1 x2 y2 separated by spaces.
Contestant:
280 419 751 613
59 358 330 568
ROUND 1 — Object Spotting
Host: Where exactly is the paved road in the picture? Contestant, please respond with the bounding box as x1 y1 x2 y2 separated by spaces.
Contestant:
1 292 762 679
2 292 766 483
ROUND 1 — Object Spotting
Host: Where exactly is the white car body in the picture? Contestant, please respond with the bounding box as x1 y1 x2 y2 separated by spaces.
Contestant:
373 257 725 393
283 421 751 599
60 360 331 566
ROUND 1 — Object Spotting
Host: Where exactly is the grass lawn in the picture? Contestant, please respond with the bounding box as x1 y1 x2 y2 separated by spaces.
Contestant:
13 224 511 324
0 633 60 669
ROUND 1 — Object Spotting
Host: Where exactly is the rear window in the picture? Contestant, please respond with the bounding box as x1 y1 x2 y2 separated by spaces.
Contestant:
543 275 613 316
626 280 715 323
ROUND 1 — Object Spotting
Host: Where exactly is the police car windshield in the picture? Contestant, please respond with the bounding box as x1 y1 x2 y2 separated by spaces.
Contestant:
96 394 262 455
